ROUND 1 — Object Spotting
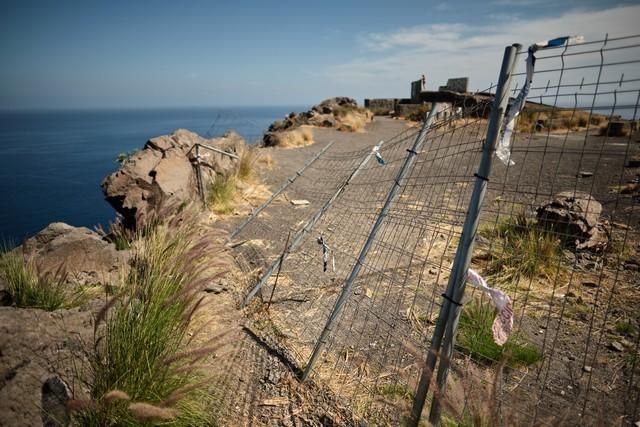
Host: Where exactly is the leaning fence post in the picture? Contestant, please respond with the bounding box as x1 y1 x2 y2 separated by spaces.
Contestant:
301 103 440 382
230 141 334 239
241 139 386 308
195 144 206 206
409 44 521 427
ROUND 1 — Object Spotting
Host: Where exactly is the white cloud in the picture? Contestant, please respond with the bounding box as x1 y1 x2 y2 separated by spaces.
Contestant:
324 5 640 99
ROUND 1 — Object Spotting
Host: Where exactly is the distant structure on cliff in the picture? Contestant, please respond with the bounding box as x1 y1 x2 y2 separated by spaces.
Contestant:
365 76 494 119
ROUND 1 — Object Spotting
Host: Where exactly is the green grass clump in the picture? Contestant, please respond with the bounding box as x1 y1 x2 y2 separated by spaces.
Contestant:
0 251 81 310
457 300 542 368
481 211 561 283
74 210 229 426
615 320 638 336
376 383 415 402
207 175 236 214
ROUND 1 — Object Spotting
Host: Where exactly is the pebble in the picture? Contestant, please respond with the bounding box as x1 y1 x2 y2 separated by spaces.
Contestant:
204 283 227 294
577 171 594 178
608 341 625 352
583 365 592 373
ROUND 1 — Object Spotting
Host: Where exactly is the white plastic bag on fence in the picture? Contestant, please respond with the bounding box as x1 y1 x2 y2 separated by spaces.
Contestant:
466 269 513 345
496 35 584 166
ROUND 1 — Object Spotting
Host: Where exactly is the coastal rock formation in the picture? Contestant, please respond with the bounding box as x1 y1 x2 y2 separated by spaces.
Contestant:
102 129 243 227
263 97 372 147
20 222 125 285
537 191 609 251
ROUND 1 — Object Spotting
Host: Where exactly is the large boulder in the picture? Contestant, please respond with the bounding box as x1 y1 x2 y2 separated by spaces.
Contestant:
19 222 125 285
102 129 243 227
263 97 372 146
536 191 609 251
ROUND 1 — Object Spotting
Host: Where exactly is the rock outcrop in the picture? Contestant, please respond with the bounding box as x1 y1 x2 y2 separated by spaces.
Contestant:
20 222 125 285
263 97 372 147
102 129 243 227
536 191 609 251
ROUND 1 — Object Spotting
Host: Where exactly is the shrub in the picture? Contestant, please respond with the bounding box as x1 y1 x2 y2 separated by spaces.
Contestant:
0 251 81 310
75 209 230 426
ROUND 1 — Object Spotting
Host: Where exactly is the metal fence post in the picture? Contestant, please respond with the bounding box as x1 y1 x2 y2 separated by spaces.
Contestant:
195 144 206 206
241 139 386 308
230 141 334 239
409 44 521 427
302 103 440 381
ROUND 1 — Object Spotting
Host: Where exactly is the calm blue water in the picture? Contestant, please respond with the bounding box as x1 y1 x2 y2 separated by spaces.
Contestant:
0 106 301 244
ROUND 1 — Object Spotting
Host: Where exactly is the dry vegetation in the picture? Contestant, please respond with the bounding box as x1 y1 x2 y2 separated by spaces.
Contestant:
515 108 608 133
264 126 315 148
207 142 273 214
332 106 373 132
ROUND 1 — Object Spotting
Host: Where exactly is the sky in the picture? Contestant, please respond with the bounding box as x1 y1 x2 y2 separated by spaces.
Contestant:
1 0 639 109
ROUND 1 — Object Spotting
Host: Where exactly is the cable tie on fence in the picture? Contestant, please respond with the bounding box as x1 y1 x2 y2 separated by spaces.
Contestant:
317 235 335 273
441 293 463 307
474 173 490 182
406 148 418 155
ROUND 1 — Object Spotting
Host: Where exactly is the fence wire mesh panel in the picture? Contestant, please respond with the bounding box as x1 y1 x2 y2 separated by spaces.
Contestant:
231 126 422 297
233 35 640 427
238 102 495 424
439 35 640 426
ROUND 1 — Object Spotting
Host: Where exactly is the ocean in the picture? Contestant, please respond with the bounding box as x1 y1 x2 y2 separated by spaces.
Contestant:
0 106 302 245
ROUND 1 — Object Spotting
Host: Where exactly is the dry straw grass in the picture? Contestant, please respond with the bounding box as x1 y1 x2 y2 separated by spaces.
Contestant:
272 125 315 148
515 108 607 133
334 108 373 132
207 141 273 215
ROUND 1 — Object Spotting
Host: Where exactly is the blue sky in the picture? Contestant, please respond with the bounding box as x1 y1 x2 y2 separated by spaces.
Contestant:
1 0 638 109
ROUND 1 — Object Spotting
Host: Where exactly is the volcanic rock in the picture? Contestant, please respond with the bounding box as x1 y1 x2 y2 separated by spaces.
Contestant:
536 191 609 251
20 222 125 285
102 129 242 227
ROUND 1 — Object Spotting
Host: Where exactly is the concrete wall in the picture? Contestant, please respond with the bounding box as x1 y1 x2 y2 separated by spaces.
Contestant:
438 77 469 93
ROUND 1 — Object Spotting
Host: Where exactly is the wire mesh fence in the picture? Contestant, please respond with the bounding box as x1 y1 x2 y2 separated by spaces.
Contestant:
457 34 640 426
232 34 640 426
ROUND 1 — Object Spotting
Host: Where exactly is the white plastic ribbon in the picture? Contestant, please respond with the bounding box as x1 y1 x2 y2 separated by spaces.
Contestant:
496 35 584 166
466 269 513 346
372 144 385 165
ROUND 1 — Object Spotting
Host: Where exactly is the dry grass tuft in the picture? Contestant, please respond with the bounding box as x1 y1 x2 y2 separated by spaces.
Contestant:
516 108 606 133
335 109 373 132
273 126 315 148
480 211 562 284
208 174 237 214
